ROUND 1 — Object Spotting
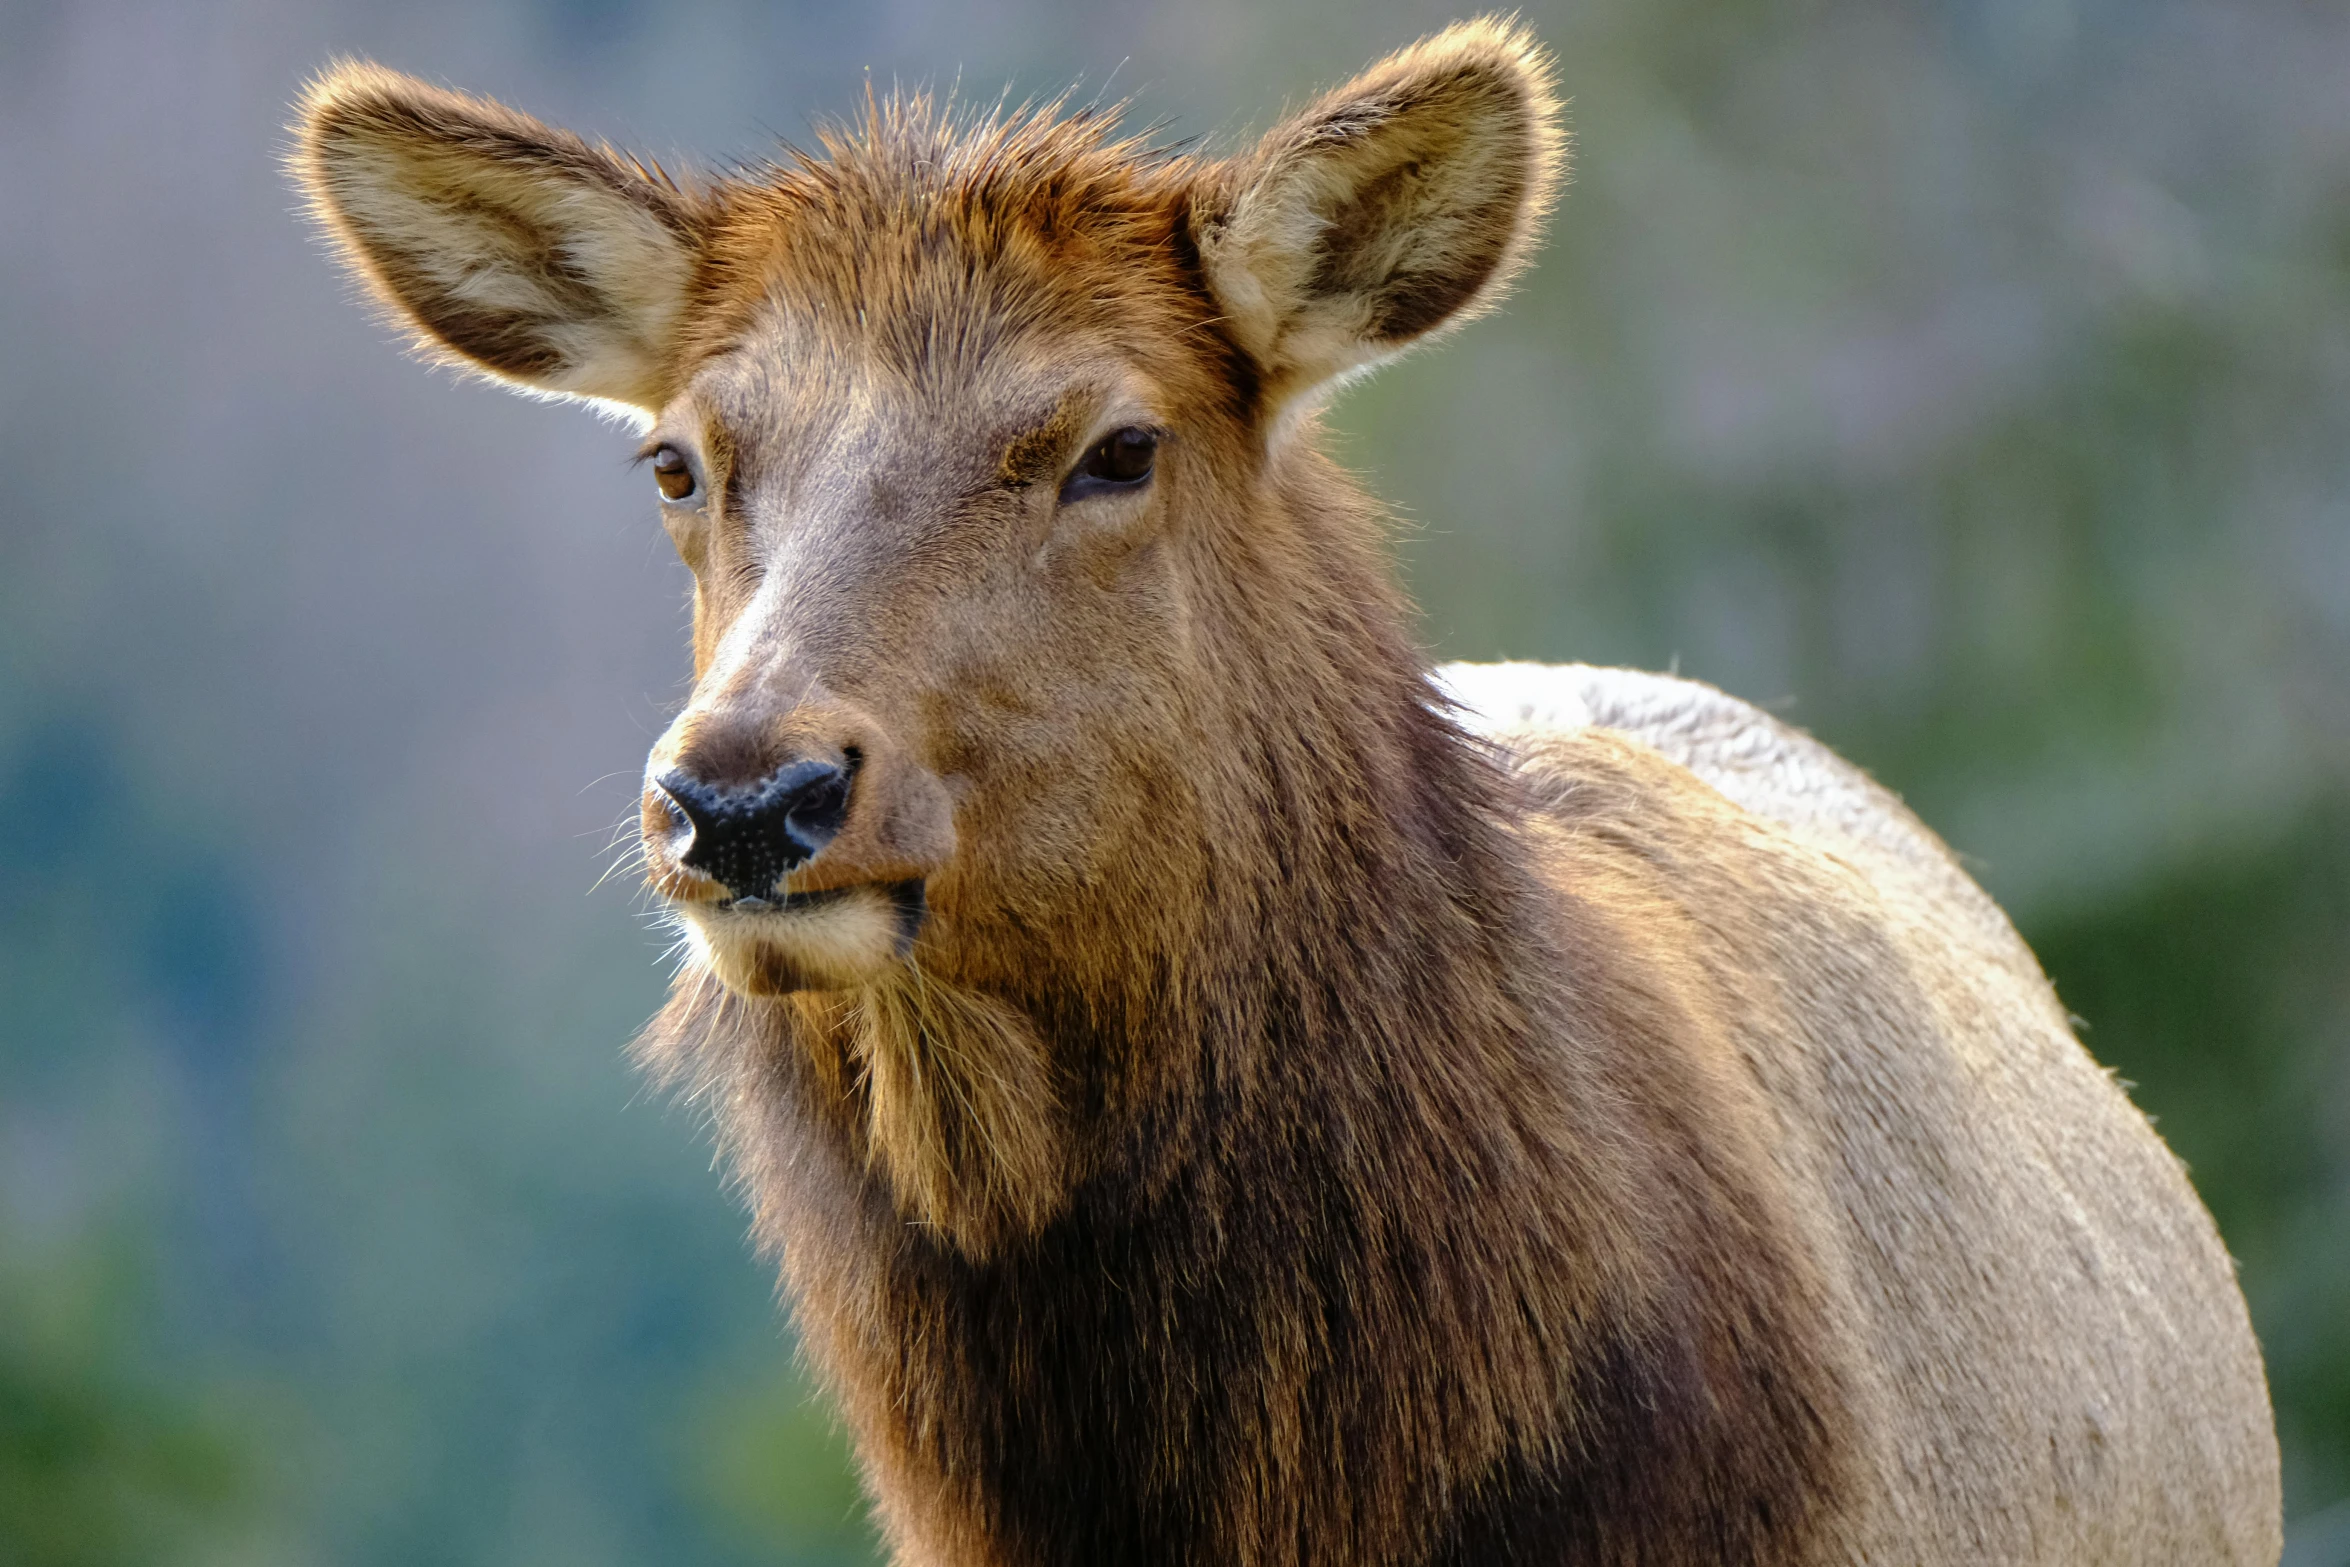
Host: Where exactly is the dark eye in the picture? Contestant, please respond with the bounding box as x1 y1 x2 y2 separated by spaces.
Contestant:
1059 427 1159 504
651 445 698 503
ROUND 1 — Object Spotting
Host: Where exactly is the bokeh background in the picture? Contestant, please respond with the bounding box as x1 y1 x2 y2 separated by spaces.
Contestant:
3 0 2346 1561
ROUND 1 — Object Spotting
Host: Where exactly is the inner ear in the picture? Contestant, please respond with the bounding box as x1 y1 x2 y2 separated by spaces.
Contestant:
1306 103 1535 342
1196 19 1566 408
292 62 711 409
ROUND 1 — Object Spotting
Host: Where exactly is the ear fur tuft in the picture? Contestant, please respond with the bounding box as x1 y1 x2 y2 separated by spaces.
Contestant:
289 61 709 409
1197 17 1568 413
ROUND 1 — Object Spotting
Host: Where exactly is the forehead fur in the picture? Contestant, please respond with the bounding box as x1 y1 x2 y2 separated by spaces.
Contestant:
679 94 1214 385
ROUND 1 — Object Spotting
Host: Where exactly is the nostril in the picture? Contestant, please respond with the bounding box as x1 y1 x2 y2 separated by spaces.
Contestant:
656 759 854 900
652 779 695 833
786 754 853 850
652 770 718 842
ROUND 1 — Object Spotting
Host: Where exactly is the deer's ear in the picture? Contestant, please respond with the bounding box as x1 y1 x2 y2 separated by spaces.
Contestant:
291 63 707 411
1196 19 1566 411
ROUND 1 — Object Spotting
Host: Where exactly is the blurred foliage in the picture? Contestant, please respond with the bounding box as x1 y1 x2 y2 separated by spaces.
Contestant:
0 1246 249 1567
1 0 2345 1562
682 1364 880 1564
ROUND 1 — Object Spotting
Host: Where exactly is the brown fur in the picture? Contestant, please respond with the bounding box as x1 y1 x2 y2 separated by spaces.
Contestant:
292 20 2280 1564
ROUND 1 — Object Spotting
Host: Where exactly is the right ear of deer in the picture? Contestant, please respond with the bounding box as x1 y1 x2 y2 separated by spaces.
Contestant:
1196 17 1568 417
290 62 708 411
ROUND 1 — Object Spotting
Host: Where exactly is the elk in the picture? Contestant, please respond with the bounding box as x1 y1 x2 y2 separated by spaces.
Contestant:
293 20 2281 1564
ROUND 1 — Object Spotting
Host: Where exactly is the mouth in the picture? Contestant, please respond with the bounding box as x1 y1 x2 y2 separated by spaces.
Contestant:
674 878 929 995
710 878 927 943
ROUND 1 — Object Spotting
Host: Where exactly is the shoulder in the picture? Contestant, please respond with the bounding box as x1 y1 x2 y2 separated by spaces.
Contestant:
1433 660 1872 832
1433 662 2005 932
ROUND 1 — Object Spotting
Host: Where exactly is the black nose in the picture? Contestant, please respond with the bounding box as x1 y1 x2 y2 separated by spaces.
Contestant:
654 758 852 901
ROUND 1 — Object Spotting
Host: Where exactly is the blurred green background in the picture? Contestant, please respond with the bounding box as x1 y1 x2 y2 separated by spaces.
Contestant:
1 0 2344 1561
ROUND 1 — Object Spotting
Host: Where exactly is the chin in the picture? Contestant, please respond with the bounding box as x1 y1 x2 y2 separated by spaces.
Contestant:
677 883 926 996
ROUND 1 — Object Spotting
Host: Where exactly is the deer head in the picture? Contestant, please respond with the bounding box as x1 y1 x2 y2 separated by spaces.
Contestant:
295 22 1563 1246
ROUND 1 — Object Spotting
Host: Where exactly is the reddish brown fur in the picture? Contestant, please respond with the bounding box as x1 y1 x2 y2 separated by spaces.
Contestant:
292 21 2280 1565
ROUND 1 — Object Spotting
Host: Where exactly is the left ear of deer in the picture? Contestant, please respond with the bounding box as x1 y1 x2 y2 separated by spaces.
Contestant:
1197 18 1566 413
291 62 707 410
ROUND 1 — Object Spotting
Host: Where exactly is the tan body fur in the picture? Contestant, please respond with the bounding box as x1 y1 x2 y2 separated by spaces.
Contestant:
1447 661 2279 1560
292 20 2280 1563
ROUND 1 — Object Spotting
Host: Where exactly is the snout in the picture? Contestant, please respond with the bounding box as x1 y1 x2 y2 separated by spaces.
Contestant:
643 697 955 995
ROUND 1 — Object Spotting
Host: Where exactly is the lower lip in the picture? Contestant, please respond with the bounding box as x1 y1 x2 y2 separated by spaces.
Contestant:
696 879 926 937
718 886 853 914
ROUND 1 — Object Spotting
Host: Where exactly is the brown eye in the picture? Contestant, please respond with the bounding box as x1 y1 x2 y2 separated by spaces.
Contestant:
1060 427 1159 503
651 445 697 503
